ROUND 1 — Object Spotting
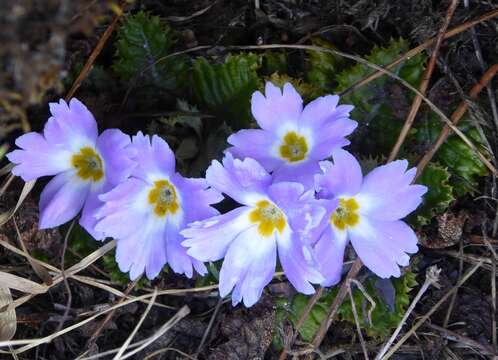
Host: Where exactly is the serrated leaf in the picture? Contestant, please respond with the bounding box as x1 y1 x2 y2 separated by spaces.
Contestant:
192 53 262 129
413 162 454 226
306 37 345 92
262 51 288 75
415 114 488 196
334 38 427 156
113 11 187 90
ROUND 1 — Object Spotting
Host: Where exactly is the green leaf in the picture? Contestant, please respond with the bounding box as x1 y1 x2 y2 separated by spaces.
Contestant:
412 162 454 226
192 53 262 129
334 38 427 156
276 268 418 344
306 37 345 92
113 11 187 90
265 73 322 100
415 114 488 196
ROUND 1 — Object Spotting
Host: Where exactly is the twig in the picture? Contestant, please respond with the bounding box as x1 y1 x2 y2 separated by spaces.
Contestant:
55 220 76 332
348 285 369 360
279 287 324 360
340 8 498 96
65 1 128 101
415 64 498 178
388 0 459 161
308 258 363 357
194 297 223 357
381 261 483 359
376 266 441 360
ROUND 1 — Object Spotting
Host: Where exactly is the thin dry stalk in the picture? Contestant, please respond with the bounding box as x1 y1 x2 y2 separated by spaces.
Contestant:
195 297 224 357
381 261 483 359
348 285 369 360
415 64 498 178
376 266 441 360
55 220 75 332
443 239 463 328
119 305 190 360
428 323 495 356
279 287 324 360
388 0 459 161
341 8 498 96
65 1 128 100
113 288 158 360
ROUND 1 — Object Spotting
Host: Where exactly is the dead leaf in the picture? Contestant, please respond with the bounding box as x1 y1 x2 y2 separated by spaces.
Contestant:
0 286 16 340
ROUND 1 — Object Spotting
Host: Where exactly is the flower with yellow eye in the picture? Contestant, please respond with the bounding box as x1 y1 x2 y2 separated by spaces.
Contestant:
7 98 135 239
313 149 427 285
95 132 222 280
181 153 325 307
227 82 357 187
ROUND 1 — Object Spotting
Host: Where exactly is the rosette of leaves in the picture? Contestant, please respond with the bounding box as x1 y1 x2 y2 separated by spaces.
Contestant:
273 268 417 347
192 53 262 129
333 38 426 155
113 11 187 91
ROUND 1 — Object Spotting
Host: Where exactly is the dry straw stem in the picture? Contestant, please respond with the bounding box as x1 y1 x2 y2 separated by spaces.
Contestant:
65 0 129 100
113 288 158 360
0 180 35 227
375 266 441 360
388 0 459 162
415 63 498 179
381 261 483 359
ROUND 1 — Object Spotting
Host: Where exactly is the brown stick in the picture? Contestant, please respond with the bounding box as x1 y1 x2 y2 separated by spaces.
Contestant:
340 8 498 97
307 259 363 357
65 2 128 101
415 64 498 179
388 0 459 162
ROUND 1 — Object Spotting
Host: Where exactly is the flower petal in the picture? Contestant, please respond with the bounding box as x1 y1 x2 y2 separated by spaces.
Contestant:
309 118 357 160
114 216 167 280
96 129 135 186
315 149 363 199
314 226 348 286
251 82 302 131
218 226 277 307
182 207 251 261
206 153 271 206
356 161 427 221
130 132 175 183
39 171 90 229
349 217 418 278
277 229 324 294
44 98 98 152
7 132 72 181
227 129 282 171
300 95 354 129
79 186 106 240
272 160 322 189
165 223 203 278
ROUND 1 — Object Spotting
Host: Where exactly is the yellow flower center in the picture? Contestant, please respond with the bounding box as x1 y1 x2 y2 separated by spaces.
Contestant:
148 180 179 217
331 198 360 230
279 131 308 162
72 147 104 181
249 200 286 237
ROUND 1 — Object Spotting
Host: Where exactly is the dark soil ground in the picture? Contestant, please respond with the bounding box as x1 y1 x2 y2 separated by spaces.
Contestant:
2 0 498 359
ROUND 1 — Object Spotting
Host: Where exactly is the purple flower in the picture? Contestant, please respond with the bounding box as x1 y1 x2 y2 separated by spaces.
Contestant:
181 153 325 307
313 149 427 286
95 132 222 280
6 98 135 239
226 82 357 187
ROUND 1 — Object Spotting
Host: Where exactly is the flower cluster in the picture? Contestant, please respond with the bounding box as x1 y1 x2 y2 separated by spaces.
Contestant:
7 82 426 307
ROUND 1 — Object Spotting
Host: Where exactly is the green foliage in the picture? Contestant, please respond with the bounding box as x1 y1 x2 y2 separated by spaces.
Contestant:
192 53 262 129
334 38 426 155
113 11 187 90
262 51 288 75
413 162 454 225
306 38 346 92
415 114 488 195
274 269 417 346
